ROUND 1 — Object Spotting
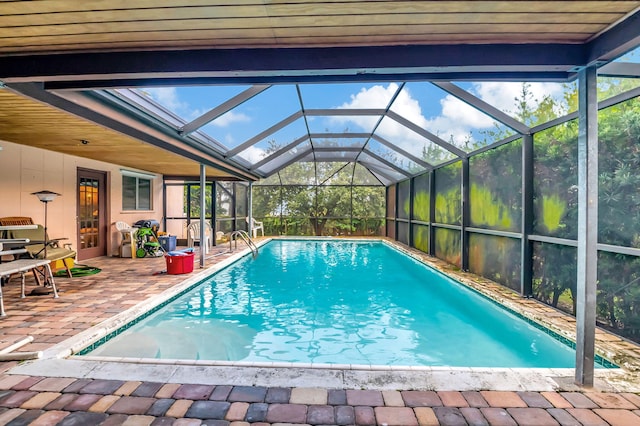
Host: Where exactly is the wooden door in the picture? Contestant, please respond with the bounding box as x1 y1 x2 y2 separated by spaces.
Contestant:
77 168 107 260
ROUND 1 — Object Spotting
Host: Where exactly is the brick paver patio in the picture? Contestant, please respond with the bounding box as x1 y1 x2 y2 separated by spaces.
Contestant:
0 241 638 425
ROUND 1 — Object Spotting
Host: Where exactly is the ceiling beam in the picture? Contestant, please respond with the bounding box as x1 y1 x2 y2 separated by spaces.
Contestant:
40 71 575 89
0 44 587 86
179 85 270 136
587 9 640 65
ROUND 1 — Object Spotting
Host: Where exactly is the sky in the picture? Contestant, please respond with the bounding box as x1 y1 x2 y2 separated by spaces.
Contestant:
137 45 639 168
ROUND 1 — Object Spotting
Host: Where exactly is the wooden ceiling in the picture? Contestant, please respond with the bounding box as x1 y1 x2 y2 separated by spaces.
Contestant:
0 1 639 179
0 90 234 178
0 1 638 53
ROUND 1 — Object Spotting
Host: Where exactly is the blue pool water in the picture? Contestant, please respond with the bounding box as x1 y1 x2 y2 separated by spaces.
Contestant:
85 239 595 368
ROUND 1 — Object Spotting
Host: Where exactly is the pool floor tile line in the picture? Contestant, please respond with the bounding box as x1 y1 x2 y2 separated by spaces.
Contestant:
0 379 638 425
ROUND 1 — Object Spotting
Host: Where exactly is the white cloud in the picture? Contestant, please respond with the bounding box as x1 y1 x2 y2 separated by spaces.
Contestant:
143 87 188 114
211 110 251 127
471 82 566 116
237 145 266 163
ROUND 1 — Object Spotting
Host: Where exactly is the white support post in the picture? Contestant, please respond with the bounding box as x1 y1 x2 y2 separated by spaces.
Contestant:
200 164 206 268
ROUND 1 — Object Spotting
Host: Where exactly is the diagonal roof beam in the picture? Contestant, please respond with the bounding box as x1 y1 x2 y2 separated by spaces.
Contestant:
249 135 309 171
371 135 433 169
587 9 640 65
432 82 530 135
386 110 467 158
226 110 304 157
262 147 313 176
179 85 270 136
361 149 412 177
358 161 399 183
598 62 640 78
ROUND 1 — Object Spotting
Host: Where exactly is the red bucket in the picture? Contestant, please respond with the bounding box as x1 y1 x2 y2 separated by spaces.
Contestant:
165 252 195 275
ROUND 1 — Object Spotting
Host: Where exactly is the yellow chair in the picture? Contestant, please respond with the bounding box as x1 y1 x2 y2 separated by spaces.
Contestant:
7 225 76 278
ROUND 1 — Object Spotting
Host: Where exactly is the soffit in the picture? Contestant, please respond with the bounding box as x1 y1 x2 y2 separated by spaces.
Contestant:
0 90 237 178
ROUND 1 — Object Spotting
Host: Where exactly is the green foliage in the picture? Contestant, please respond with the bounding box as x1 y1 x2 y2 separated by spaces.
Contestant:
413 225 429 253
412 191 430 221
434 163 461 225
469 234 520 291
434 228 461 267
540 194 566 233
469 184 513 231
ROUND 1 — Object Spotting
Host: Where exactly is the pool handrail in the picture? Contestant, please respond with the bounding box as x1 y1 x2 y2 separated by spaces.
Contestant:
229 230 258 258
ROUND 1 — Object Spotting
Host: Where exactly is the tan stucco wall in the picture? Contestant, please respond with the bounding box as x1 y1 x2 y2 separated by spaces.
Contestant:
0 140 164 258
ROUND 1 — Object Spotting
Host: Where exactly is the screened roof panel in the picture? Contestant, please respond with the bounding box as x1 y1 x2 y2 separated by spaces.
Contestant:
254 141 312 176
135 85 253 122
614 46 640 63
313 150 360 162
353 163 384 186
454 81 578 128
306 114 380 134
366 139 426 175
318 162 354 185
230 117 308 164
374 117 457 165
200 85 301 150
312 136 368 148
299 82 400 109
316 162 350 184
277 155 316 185
359 152 408 182
597 77 640 101
94 70 640 186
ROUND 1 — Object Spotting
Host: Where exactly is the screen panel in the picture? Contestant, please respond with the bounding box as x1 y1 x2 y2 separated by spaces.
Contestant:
434 228 461 267
435 162 461 225
469 233 521 292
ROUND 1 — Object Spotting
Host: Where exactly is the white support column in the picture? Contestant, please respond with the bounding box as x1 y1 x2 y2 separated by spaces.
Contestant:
200 164 206 268
248 182 253 234
575 65 598 387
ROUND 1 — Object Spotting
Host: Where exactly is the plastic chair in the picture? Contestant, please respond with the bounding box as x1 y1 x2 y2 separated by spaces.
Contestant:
245 217 264 239
115 221 137 258
187 222 212 253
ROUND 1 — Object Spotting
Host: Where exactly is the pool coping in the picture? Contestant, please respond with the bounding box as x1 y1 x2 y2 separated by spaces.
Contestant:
8 237 640 392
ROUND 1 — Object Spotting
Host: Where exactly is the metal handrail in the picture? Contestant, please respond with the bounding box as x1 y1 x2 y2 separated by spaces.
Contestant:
229 230 258 258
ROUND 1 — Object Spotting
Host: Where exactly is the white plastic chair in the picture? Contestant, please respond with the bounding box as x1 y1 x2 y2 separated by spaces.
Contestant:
187 221 212 253
115 221 137 258
245 217 264 239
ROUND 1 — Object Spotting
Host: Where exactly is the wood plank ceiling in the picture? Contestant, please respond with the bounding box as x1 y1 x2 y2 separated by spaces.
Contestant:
0 1 638 179
0 1 638 53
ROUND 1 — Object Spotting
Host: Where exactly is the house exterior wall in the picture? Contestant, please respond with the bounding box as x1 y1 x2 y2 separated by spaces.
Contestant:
0 140 164 258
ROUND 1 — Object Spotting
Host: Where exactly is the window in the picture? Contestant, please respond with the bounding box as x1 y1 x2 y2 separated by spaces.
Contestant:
122 170 153 210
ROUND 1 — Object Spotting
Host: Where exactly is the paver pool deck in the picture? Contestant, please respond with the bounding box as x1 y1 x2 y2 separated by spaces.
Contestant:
0 239 639 425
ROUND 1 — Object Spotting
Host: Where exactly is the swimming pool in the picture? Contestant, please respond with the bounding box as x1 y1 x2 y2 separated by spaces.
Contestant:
82 239 605 368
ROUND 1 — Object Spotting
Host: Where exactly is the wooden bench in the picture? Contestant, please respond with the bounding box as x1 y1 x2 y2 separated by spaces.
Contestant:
0 259 59 317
